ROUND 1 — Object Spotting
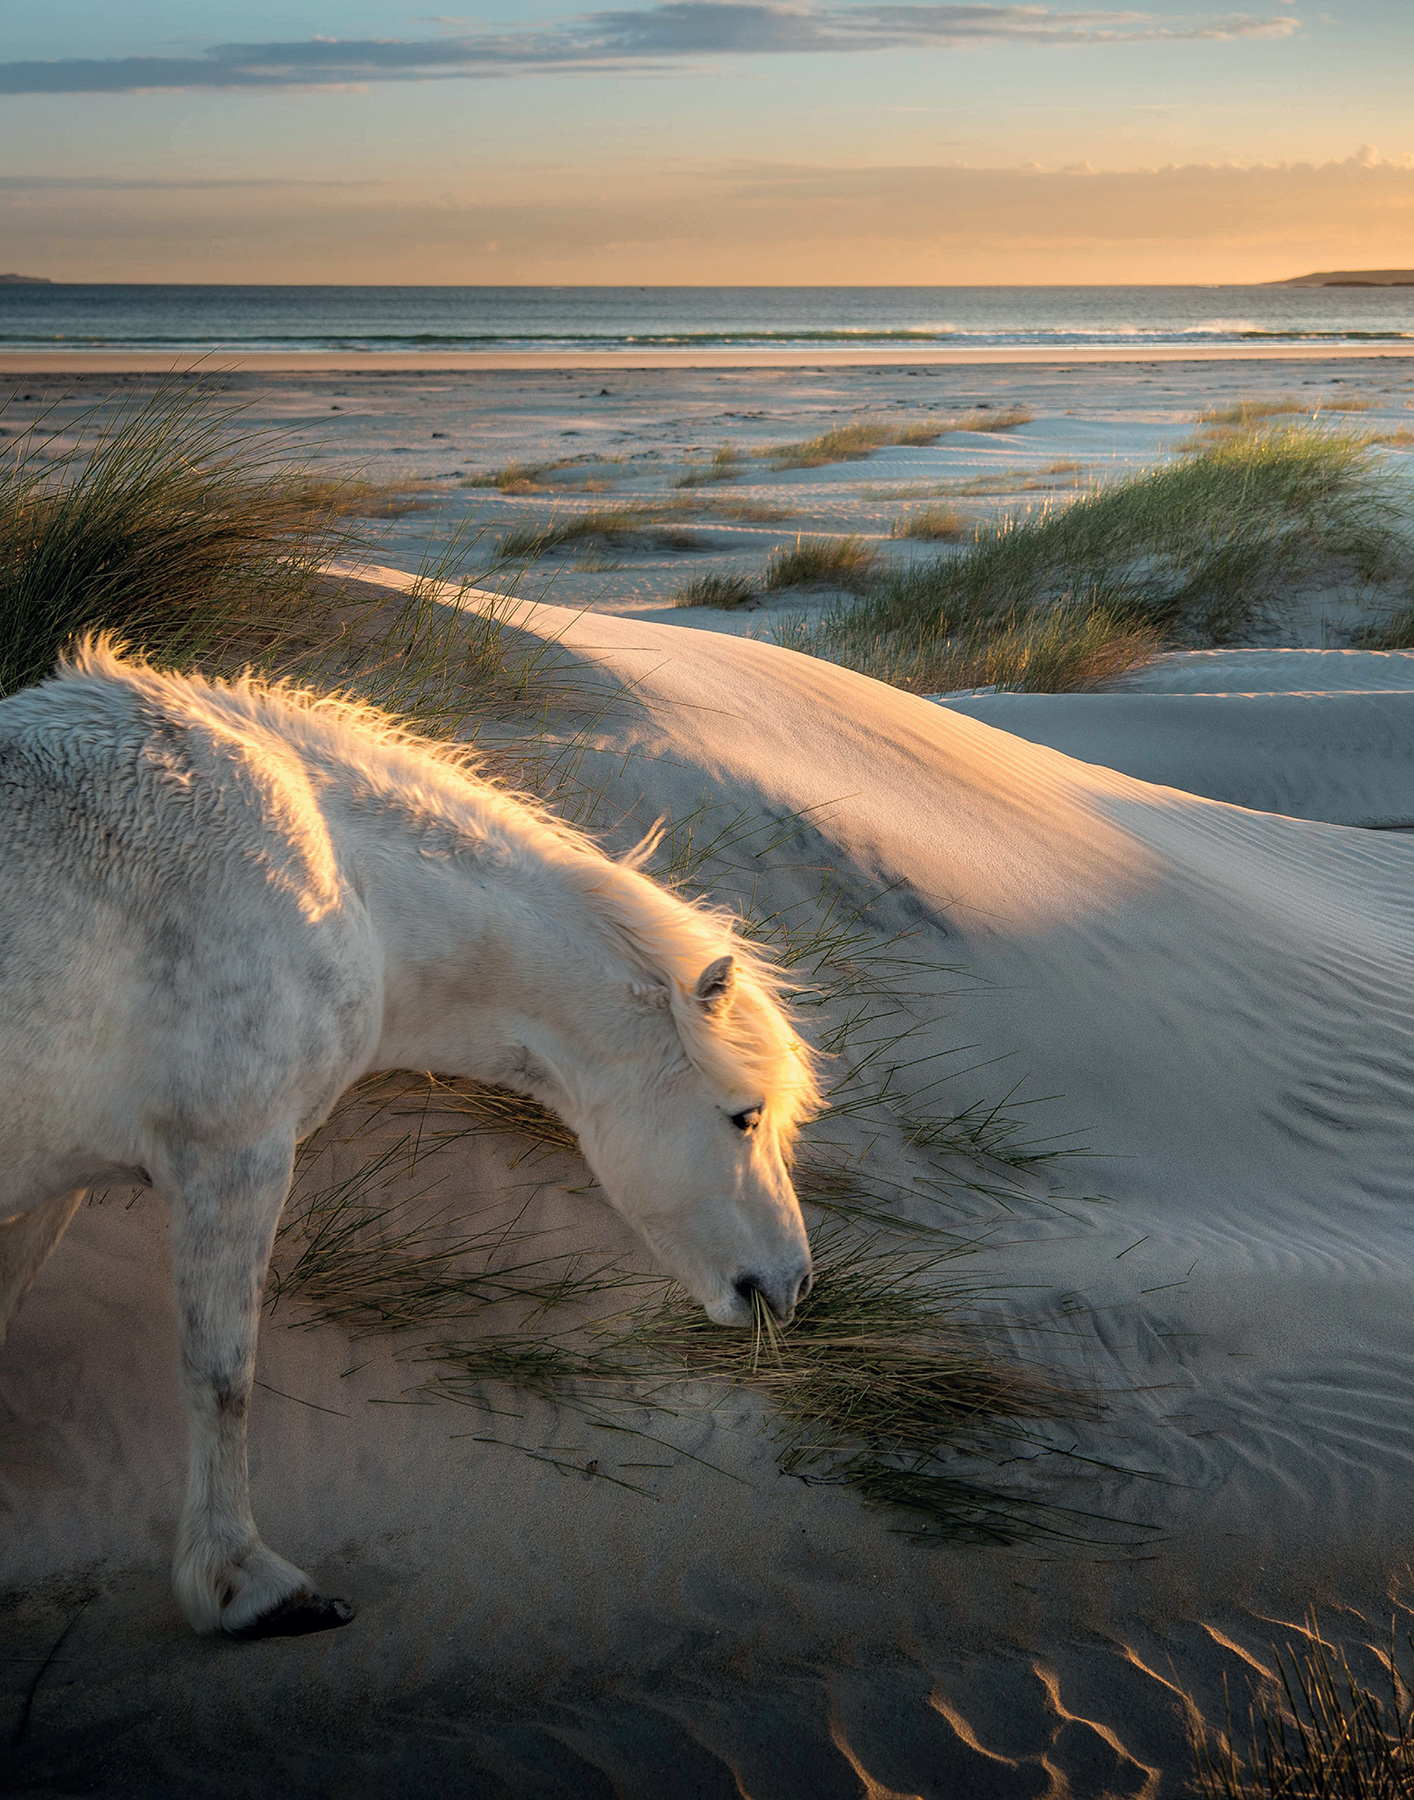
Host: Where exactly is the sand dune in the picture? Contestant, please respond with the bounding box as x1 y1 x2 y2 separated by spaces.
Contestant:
942 647 1414 824
7 579 1414 1794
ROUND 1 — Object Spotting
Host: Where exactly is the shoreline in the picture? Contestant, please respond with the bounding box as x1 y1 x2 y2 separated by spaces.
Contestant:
2 342 1414 375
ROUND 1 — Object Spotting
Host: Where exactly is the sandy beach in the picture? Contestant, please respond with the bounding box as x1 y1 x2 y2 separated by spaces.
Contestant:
6 354 1414 1796
5 352 1411 638
5 343 1414 375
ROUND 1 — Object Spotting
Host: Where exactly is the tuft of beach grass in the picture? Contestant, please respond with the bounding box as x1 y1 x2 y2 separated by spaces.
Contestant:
676 444 744 487
0 384 369 696
863 464 1088 502
758 407 1033 471
494 503 714 562
1188 1615 1414 1800
890 506 968 542
778 425 1412 693
763 535 879 591
460 459 579 493
288 476 440 519
673 572 757 609
1195 397 1308 428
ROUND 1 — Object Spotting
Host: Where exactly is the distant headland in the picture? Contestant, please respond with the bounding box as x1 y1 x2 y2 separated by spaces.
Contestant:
1278 269 1414 286
0 274 52 285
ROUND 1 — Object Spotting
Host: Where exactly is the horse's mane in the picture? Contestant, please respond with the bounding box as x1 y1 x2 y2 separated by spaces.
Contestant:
61 641 822 1146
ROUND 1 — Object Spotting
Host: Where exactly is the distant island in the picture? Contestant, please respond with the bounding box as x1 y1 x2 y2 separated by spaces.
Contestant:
0 273 52 285
1278 269 1414 286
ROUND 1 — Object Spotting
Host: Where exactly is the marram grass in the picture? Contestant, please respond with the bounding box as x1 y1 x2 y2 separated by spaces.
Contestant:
763 534 879 591
495 505 706 562
673 572 757 609
778 425 1412 694
759 407 1033 471
275 1065 1100 1544
1189 1616 1414 1800
0 383 366 695
890 506 968 542
428 1247 1090 1545
494 496 791 563
676 444 744 487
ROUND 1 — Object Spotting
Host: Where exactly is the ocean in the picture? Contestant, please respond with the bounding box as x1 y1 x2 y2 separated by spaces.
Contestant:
1 283 1411 355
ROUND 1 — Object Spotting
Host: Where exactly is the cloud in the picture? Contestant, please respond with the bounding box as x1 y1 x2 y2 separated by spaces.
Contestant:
0 174 373 190
0 3 1300 94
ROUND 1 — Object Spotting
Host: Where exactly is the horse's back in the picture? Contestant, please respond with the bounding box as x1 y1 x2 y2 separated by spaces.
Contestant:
0 663 381 1203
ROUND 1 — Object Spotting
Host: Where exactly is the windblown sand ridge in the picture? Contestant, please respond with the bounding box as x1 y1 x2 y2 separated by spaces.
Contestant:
7 578 1414 1795
941 648 1414 824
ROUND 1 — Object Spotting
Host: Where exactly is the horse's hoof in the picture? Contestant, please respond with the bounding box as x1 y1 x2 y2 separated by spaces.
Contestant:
224 1594 355 1641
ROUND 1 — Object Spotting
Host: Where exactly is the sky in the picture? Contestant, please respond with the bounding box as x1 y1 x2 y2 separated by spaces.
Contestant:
0 0 1410 283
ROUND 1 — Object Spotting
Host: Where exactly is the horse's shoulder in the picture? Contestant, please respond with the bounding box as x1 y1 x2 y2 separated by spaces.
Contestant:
0 665 337 907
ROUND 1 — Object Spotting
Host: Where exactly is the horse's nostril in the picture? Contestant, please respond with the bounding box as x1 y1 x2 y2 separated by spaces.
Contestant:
795 1270 813 1306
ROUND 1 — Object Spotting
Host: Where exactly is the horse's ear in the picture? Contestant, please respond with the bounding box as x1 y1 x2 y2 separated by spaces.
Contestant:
692 955 737 1016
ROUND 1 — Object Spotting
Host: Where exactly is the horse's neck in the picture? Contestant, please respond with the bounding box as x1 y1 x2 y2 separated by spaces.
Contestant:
328 775 614 1088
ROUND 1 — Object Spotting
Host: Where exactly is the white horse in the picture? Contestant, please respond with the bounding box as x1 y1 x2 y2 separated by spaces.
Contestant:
0 643 818 1640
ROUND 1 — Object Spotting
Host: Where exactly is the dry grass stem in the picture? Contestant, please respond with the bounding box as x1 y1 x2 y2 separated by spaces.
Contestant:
1189 1616 1414 1800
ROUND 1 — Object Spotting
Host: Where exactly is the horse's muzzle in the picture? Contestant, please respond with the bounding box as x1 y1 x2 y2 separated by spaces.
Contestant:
733 1264 812 1325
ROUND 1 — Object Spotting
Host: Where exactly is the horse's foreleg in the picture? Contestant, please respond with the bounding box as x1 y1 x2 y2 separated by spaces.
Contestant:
168 1135 353 1639
0 1191 85 1345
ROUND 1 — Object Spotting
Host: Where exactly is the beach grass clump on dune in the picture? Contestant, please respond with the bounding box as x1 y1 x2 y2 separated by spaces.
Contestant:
965 404 1035 432
277 1040 1100 1544
287 475 439 519
890 506 968 542
461 459 568 493
1183 398 1373 453
763 534 879 591
759 406 1033 471
923 601 1163 696
675 444 744 487
760 421 897 469
699 497 794 523
783 426 1410 693
279 1095 1092 1541
775 595 1161 697
1189 1617 1414 1800
494 502 715 562
672 572 757 609
1196 397 1308 427
866 465 1089 501
0 385 363 696
1357 605 1414 650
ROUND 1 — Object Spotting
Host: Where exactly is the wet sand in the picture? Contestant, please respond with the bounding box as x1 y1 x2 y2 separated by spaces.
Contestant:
3 343 1414 375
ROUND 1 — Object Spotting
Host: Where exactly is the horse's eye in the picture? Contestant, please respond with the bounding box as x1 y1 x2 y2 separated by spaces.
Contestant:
730 1106 763 1132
